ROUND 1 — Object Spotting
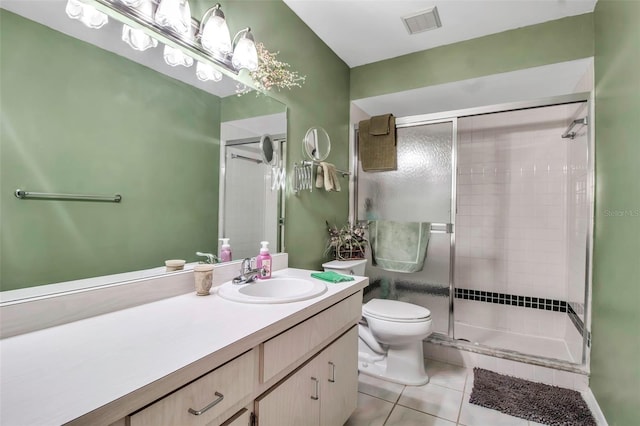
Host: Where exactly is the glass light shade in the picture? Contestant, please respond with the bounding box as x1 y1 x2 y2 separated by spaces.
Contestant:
231 33 258 71
163 45 194 67
65 0 108 29
196 62 223 82
122 25 158 51
122 0 157 51
155 0 192 35
200 14 231 57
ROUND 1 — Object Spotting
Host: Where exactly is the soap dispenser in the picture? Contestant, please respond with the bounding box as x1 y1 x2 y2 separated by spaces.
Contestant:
255 241 272 279
219 238 232 262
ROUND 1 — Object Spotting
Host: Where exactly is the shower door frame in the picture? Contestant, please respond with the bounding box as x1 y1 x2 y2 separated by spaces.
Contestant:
351 92 594 373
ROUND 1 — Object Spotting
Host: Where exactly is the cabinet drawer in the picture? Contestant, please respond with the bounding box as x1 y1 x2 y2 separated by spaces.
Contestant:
261 291 362 383
129 349 256 426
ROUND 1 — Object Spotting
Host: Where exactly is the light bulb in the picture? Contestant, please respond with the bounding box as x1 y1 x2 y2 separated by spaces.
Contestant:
121 0 157 51
232 33 258 71
155 0 192 35
200 13 231 57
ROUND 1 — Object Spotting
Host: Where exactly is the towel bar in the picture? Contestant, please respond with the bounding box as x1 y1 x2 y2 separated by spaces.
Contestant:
357 221 453 234
302 161 350 177
15 189 122 203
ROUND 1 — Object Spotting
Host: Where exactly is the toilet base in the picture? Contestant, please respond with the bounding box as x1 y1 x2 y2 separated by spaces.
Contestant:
358 341 429 386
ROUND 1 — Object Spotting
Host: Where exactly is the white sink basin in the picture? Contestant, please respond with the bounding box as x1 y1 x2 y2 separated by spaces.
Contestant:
217 277 327 304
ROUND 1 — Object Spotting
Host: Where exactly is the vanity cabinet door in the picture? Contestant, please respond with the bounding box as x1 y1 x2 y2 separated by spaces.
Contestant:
319 326 358 426
129 350 256 426
255 360 321 426
256 326 358 426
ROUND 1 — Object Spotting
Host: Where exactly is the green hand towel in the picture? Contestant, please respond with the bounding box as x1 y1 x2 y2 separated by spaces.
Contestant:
311 271 355 283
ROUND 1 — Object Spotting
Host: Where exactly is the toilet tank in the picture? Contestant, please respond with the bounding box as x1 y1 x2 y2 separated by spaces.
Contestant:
322 259 367 276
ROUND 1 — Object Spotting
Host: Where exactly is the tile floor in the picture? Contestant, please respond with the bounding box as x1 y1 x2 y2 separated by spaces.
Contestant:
345 359 546 426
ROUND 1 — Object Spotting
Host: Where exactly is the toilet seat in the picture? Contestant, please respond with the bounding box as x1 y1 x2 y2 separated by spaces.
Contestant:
363 299 431 323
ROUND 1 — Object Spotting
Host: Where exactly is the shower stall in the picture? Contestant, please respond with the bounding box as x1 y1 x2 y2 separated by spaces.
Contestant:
219 135 286 259
353 94 593 371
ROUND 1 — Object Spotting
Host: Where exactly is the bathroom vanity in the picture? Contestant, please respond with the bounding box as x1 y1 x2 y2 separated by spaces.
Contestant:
0 265 367 426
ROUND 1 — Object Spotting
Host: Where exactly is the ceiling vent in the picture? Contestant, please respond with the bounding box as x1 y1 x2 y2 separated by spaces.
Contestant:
402 7 442 35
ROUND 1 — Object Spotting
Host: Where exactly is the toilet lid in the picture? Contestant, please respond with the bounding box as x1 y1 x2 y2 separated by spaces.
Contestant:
363 299 431 321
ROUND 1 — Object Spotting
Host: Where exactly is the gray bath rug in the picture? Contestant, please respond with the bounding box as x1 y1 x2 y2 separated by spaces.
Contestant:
470 368 596 426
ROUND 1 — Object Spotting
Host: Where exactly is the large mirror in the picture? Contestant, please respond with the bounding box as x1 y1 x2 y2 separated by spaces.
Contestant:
0 1 286 294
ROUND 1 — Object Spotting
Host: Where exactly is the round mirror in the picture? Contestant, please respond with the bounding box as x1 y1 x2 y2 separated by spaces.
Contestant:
303 127 331 161
260 134 276 166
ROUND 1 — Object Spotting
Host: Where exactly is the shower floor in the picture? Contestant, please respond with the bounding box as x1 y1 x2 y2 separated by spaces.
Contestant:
454 322 574 363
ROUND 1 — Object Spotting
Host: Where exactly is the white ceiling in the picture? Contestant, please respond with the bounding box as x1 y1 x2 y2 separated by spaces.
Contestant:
283 0 597 68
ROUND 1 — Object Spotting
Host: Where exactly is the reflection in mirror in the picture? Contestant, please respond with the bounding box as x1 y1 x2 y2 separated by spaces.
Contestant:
220 113 286 260
303 126 331 161
260 134 276 166
0 2 287 296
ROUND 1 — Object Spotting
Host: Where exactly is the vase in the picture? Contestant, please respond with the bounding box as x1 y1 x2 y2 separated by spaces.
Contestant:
194 264 214 296
336 247 365 261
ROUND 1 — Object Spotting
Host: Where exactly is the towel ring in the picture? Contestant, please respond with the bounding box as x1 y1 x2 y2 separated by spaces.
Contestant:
303 127 331 161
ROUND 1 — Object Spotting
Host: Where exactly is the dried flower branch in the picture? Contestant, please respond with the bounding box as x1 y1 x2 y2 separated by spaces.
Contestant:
237 42 306 96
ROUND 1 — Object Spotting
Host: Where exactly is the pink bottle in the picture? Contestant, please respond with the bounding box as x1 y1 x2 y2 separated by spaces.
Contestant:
255 241 272 279
219 238 232 262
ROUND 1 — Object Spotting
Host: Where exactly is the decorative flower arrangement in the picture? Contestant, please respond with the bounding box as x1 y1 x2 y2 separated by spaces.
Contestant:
325 221 368 260
237 42 306 95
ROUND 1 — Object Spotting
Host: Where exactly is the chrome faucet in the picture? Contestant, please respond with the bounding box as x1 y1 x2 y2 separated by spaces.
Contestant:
233 257 263 284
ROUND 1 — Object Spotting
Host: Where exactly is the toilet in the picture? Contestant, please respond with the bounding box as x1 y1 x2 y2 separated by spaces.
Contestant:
322 259 433 386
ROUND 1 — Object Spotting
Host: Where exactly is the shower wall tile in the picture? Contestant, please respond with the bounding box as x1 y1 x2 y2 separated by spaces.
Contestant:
456 106 573 336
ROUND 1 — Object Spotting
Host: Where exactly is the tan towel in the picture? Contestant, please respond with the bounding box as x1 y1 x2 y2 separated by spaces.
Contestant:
370 113 392 135
359 114 397 172
320 162 341 192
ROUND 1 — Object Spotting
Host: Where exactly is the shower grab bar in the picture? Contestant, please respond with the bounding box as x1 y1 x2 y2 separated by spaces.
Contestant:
561 117 588 140
356 220 453 234
231 154 263 164
15 189 122 203
302 160 350 177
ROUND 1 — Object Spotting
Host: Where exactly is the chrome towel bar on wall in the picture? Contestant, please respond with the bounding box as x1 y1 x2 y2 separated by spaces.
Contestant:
14 189 122 203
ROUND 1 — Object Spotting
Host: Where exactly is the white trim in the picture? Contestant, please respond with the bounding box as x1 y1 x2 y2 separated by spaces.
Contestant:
582 387 609 426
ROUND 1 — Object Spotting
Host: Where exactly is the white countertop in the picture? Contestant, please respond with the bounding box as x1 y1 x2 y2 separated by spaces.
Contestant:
0 268 367 426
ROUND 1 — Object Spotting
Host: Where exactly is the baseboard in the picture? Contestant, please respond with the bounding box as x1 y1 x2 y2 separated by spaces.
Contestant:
581 388 608 426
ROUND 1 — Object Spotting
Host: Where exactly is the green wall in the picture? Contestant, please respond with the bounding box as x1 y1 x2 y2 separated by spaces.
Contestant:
0 10 221 290
350 13 594 100
592 0 640 424
192 0 351 270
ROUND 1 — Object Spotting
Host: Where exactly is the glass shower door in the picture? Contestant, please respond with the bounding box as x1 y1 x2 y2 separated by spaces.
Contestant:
356 119 455 335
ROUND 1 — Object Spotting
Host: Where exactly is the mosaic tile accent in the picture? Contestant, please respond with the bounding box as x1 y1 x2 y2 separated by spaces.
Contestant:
454 288 568 312
454 288 591 346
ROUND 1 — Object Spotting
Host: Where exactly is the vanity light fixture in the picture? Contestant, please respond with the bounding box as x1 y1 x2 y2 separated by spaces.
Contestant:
65 0 108 29
198 3 232 59
121 0 158 51
154 0 192 35
231 27 258 71
65 0 260 84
